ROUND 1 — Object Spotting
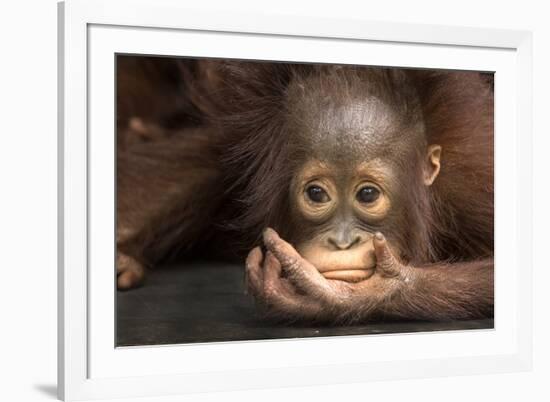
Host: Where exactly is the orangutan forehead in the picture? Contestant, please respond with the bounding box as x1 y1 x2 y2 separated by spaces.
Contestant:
288 96 416 162
311 99 397 142
283 68 426 162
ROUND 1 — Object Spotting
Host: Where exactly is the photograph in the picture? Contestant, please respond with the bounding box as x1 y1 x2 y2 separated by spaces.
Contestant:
115 56 495 346
3 0 546 400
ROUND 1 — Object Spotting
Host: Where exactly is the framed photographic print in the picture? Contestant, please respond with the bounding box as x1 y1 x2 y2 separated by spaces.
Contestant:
58 0 533 400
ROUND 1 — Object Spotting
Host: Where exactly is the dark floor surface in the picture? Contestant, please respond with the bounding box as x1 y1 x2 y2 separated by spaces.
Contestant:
116 261 494 346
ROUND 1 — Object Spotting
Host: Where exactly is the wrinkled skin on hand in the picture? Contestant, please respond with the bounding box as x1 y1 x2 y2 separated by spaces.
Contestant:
245 228 414 324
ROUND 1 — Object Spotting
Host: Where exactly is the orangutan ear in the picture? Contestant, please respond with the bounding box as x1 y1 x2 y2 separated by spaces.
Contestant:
424 145 442 186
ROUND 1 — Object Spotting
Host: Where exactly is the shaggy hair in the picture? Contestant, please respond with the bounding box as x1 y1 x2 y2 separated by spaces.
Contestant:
187 61 493 263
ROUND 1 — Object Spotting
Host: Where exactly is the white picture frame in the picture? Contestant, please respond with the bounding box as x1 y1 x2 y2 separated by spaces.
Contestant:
58 0 533 400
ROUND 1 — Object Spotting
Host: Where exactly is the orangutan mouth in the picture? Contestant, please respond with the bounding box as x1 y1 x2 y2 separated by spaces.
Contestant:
299 245 377 283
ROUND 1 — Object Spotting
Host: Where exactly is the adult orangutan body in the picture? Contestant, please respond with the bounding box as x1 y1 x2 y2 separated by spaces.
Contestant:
116 58 494 323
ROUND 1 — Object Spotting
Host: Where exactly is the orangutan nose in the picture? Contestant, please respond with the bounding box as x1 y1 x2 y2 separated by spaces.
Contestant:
327 234 363 250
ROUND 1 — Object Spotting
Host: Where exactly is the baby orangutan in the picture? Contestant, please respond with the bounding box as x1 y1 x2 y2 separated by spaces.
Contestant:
117 60 494 324
241 66 493 323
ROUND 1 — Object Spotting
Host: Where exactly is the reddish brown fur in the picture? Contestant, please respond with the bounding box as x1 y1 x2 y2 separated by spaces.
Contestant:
414 71 494 260
116 57 493 322
188 63 493 261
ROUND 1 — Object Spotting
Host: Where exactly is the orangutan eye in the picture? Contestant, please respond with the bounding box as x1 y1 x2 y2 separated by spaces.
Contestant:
356 186 380 204
306 185 330 203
